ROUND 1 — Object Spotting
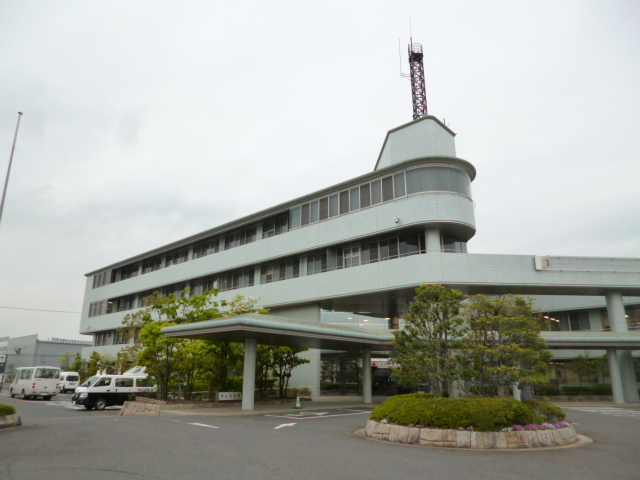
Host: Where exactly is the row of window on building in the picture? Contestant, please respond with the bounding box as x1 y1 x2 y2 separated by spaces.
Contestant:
88 233 468 318
92 165 471 291
289 166 471 229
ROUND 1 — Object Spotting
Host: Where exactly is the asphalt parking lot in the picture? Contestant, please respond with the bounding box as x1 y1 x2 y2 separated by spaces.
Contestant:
2 393 640 480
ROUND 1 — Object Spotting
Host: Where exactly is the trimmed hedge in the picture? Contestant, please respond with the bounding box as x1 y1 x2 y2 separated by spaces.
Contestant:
523 399 566 422
369 394 544 432
535 385 562 396
560 384 612 396
0 403 17 416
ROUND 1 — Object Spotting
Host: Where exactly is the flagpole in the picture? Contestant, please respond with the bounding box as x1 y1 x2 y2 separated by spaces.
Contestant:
0 112 23 226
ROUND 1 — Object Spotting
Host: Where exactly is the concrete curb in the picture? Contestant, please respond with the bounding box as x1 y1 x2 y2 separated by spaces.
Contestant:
0 413 22 429
364 419 581 449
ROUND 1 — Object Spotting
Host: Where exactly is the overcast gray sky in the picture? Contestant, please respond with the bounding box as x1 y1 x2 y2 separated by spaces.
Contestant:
1 1 639 341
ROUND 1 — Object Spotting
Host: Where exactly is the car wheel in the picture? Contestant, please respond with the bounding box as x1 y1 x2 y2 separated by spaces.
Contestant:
44 396 52 401
10 389 15 398
22 389 30 400
84 405 93 410
94 398 108 411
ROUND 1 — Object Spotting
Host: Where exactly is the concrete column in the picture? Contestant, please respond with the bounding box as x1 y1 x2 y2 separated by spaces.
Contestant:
242 338 257 410
339 359 347 396
606 292 628 332
607 348 625 405
388 315 400 330
425 228 441 253
605 292 639 403
362 348 372 404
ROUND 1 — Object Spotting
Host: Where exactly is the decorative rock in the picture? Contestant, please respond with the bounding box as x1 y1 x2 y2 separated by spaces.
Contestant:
456 430 471 448
364 420 580 449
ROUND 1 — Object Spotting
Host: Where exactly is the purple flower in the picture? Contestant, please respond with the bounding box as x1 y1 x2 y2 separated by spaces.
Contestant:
467 426 474 431
513 425 523 431
415 424 422 428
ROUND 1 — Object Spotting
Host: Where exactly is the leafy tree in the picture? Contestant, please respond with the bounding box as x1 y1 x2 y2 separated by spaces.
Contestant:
70 353 87 380
137 321 183 400
255 345 276 398
392 284 467 397
119 289 270 400
462 294 552 397
58 351 73 370
174 339 209 400
271 346 310 397
88 351 102 376
321 361 339 383
572 353 600 386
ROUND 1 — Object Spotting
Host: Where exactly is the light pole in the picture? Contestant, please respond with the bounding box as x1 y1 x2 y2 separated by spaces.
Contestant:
0 112 24 226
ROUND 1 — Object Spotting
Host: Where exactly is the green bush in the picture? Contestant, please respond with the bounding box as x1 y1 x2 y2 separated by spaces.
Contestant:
0 403 17 416
369 394 543 432
535 384 561 396
522 400 566 422
560 384 612 396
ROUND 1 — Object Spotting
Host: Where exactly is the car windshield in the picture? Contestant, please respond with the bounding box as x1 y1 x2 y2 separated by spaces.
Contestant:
35 368 60 379
67 375 80 381
82 376 100 386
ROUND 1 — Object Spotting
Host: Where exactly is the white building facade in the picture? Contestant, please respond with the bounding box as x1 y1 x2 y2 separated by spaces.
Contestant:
79 115 640 405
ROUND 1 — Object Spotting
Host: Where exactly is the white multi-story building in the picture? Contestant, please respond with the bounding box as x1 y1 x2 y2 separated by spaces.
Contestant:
79 115 640 407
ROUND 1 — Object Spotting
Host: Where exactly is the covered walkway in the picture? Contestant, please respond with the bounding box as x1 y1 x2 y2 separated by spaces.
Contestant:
163 312 640 410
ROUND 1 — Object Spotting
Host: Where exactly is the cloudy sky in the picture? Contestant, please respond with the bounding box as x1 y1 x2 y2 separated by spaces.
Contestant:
1 1 639 341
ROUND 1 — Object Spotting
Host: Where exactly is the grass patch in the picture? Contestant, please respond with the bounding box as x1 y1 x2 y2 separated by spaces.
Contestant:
0 403 17 416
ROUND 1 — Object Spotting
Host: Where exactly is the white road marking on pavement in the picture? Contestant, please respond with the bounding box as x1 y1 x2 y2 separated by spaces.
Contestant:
274 423 297 429
266 411 370 420
565 407 640 418
189 423 219 428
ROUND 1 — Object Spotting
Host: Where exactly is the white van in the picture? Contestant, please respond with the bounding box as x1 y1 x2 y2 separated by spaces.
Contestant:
72 374 156 410
58 371 81 393
10 366 61 400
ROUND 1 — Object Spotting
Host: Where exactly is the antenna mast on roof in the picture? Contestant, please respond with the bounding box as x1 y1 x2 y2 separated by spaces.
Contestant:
401 37 428 120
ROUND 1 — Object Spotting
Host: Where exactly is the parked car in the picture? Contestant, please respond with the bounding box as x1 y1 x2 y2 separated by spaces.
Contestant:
9 366 61 400
58 371 81 393
72 374 156 410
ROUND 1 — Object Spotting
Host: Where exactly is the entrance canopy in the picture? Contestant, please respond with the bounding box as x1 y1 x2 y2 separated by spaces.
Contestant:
162 313 394 351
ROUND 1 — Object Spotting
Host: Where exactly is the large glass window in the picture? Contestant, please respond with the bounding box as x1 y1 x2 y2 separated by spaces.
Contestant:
329 195 339 217
319 198 329 220
289 207 301 229
307 253 327 275
339 191 349 214
406 166 471 197
360 184 371 208
301 204 310 226
371 180 382 205
343 246 360 268
558 312 590 331
382 176 394 202
310 201 320 223
394 172 406 197
399 235 419 256
349 188 360 211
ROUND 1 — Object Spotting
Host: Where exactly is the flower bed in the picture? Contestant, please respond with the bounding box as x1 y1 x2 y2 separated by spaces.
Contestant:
364 419 579 449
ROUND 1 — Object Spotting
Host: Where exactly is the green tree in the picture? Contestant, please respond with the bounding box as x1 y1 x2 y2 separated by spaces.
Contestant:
255 345 276 398
462 294 552 397
174 339 209 400
70 353 88 381
271 346 310 397
392 284 467 397
88 351 102 376
137 321 183 400
572 353 600 386
58 351 73 370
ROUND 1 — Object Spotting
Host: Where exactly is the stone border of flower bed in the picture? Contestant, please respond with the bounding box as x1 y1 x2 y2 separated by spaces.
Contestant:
0 413 22 429
364 420 580 449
